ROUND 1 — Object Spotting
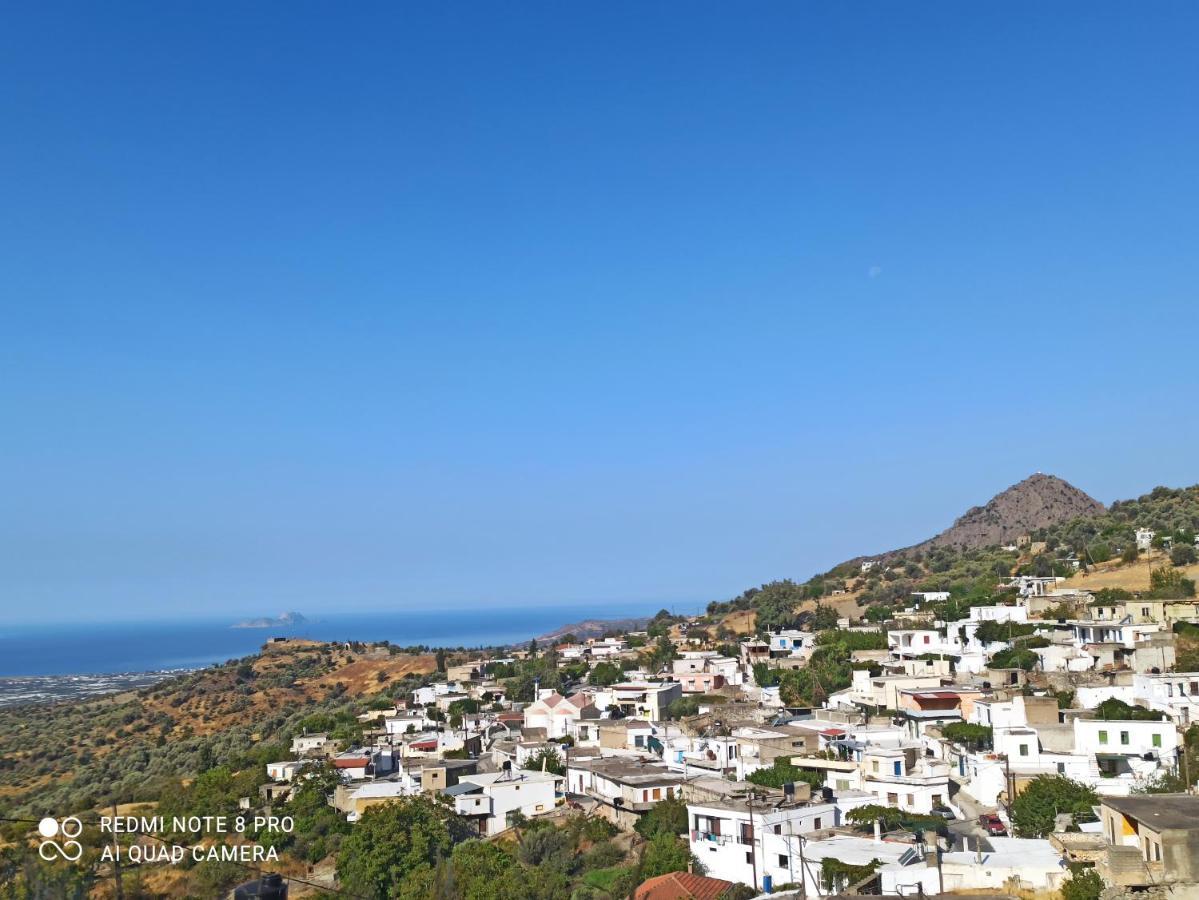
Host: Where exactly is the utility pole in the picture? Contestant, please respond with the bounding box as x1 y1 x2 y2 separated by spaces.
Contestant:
1183 734 1192 794
798 833 809 899
1003 752 1013 823
746 790 759 892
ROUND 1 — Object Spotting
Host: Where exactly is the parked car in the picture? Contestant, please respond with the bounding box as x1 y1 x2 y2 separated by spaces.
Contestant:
931 805 956 820
978 813 1007 835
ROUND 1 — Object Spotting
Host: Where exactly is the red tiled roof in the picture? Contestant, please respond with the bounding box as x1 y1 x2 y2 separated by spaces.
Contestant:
634 871 735 900
332 758 369 768
408 740 438 750
820 727 846 737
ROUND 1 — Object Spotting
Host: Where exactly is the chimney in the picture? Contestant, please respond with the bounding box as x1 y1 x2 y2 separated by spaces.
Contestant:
873 818 882 842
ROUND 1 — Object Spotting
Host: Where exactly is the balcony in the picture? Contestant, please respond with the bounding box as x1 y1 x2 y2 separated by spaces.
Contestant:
690 830 734 846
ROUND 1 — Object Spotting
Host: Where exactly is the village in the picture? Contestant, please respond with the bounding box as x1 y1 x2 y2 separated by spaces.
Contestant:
251 529 1199 900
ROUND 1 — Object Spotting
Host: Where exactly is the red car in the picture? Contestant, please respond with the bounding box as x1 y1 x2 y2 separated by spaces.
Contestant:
978 814 1007 836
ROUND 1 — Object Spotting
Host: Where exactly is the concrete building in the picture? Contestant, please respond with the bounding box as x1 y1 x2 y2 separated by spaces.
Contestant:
567 757 685 828
1097 794 1199 893
446 768 563 836
522 691 599 738
600 682 683 720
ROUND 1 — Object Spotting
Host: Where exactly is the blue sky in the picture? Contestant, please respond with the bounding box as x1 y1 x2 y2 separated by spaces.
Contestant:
2 3 1198 623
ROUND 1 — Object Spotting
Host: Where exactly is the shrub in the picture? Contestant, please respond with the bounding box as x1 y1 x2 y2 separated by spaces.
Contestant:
1061 866 1103 900
1010 776 1097 837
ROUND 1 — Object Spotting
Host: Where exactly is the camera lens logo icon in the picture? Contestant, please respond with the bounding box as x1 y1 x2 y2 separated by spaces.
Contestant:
38 817 84 861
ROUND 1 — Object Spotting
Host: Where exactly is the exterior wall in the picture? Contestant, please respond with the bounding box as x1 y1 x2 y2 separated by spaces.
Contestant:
479 778 559 835
688 801 847 889
1074 718 1178 758
676 672 725 693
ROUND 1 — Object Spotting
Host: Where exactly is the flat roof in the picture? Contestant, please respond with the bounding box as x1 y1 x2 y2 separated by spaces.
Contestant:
1102 794 1199 830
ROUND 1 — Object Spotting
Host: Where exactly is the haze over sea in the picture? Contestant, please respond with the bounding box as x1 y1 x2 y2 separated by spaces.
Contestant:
0 603 697 677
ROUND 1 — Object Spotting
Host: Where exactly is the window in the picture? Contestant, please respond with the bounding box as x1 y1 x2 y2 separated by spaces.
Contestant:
773 824 781 835
1142 608 1150 617
1057 762 1066 774
893 760 903 776
1152 733 1162 748
1121 731 1130 746
906 794 914 806
887 793 899 804
740 822 754 845
746 852 753 864
778 854 788 867
1191 681 1198 694
814 817 822 829
1019 744 1029 757
1098 730 1108 745
872 760 880 773
652 788 661 800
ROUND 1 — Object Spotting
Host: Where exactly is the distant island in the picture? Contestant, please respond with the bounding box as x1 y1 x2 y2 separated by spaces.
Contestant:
232 611 307 629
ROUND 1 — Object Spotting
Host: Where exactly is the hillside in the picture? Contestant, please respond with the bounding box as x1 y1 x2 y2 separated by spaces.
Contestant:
911 473 1105 553
705 476 1199 635
0 642 436 819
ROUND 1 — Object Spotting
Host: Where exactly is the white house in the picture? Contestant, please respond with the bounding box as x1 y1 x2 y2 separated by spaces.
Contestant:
688 794 874 890
597 682 683 720
522 691 599 738
290 733 331 756
266 761 305 782
828 744 952 814
447 769 562 836
1136 528 1156 552
768 631 814 656
1133 672 1199 725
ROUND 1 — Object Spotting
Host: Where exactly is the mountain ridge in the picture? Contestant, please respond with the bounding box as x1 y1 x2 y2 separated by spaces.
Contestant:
858 472 1106 563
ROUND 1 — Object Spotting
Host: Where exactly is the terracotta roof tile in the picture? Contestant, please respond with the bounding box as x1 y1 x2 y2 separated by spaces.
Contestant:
634 871 735 900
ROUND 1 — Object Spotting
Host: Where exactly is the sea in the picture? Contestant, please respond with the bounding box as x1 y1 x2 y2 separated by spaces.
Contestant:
0 603 694 678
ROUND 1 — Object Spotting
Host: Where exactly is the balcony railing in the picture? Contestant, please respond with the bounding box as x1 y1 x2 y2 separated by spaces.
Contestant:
690 830 733 846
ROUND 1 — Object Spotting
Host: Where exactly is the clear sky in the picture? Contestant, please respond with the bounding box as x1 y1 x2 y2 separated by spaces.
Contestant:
3 3 1198 623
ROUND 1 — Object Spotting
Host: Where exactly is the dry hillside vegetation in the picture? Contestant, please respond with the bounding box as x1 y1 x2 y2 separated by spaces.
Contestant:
0 642 435 819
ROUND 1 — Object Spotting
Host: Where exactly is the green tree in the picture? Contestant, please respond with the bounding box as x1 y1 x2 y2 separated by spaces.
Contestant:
1172 545 1197 567
747 759 824 791
1095 698 1164 721
811 604 839 630
940 722 993 750
589 661 624 686
336 797 471 899
1148 566 1196 599
750 580 807 633
1010 776 1097 837
1060 866 1103 900
643 635 677 673
446 840 525 900
637 833 701 881
522 746 565 776
634 795 688 840
752 663 781 687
